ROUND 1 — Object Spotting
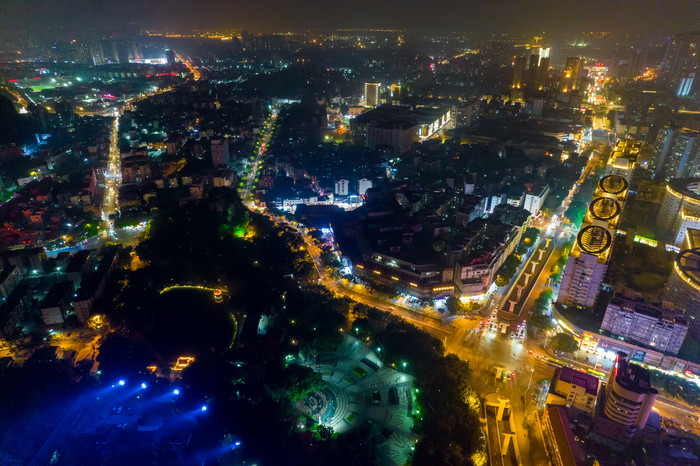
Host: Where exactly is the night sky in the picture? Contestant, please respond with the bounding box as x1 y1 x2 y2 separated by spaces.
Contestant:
1 0 699 39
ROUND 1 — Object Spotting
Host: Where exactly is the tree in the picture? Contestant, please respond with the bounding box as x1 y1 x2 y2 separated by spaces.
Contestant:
496 253 522 286
529 313 554 331
532 288 553 315
522 227 540 246
549 333 579 354
445 296 463 316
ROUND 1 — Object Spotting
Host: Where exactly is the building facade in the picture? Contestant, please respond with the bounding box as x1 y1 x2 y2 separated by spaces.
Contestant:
664 228 700 338
656 178 700 244
357 178 373 196
364 83 380 108
210 138 231 168
560 56 582 93
334 179 349 197
601 294 688 355
558 175 627 309
651 128 700 179
545 366 599 415
593 352 658 445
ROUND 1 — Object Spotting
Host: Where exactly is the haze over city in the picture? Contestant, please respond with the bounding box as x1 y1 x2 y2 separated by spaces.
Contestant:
0 1 699 465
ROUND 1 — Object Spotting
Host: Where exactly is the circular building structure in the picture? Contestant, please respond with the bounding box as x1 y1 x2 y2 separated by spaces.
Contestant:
665 246 700 338
577 225 613 256
598 175 629 197
657 178 700 241
589 197 622 222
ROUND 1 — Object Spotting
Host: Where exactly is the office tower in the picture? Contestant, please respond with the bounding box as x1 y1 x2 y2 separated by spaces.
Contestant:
601 293 688 355
560 57 581 93
664 228 700 338
510 56 527 101
537 47 551 89
165 49 177 64
651 127 677 175
558 175 627 309
527 53 540 88
364 83 380 108
660 32 700 94
511 56 527 89
89 42 107 65
593 352 658 445
652 128 700 179
677 73 695 97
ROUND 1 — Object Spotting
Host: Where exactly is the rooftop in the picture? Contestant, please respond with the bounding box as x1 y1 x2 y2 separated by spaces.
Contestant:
614 352 657 395
553 366 599 396
545 405 584 466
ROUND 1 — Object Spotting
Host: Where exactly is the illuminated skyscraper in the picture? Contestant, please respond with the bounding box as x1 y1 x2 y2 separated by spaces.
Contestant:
558 175 628 309
364 83 380 108
560 57 581 93
652 128 700 179
537 47 551 89
661 31 700 95
592 352 658 445
511 56 527 89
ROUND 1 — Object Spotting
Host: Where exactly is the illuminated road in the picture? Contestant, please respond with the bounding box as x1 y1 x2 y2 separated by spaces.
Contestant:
101 110 122 230
241 113 277 205
100 57 201 231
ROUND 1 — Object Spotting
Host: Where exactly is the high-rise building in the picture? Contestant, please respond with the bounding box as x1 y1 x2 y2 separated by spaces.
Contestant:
592 352 658 445
657 128 700 180
364 83 380 108
660 32 700 95
558 175 628 309
677 73 695 97
527 53 540 88
522 184 549 215
165 49 177 64
357 178 373 196
560 57 581 93
664 228 700 338
511 56 527 90
656 178 700 244
451 101 479 127
601 293 688 355
210 139 231 168
334 179 349 196
536 47 551 89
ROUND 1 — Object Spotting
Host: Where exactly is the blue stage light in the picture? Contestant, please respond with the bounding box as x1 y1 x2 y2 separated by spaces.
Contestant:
173 389 180 395
141 382 147 389
118 379 126 386
201 405 208 412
